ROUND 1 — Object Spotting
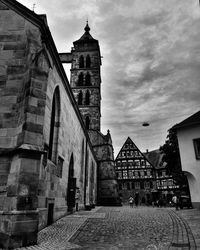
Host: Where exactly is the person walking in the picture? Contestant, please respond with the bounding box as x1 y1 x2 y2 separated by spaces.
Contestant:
172 194 179 210
129 196 134 208
135 192 139 207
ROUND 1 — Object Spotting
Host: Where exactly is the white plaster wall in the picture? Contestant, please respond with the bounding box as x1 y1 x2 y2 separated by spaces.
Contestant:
177 125 200 204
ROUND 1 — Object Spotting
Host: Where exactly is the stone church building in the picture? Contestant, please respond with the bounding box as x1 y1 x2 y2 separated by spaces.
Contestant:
0 0 119 248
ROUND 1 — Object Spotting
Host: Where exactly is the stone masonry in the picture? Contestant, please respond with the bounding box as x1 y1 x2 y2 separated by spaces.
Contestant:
0 0 98 248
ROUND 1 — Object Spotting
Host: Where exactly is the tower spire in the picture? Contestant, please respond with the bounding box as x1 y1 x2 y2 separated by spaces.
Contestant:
84 19 90 33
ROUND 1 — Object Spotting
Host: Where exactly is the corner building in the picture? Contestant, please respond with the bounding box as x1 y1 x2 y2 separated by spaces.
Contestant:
0 0 119 248
115 137 156 204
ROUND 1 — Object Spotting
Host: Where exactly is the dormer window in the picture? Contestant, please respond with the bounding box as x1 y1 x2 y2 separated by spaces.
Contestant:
79 55 84 68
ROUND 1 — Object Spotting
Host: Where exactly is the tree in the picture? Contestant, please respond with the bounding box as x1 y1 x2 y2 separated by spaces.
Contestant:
160 128 188 190
159 127 181 175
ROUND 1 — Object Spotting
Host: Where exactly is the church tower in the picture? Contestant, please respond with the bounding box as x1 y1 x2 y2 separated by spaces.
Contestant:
70 22 101 131
69 23 121 206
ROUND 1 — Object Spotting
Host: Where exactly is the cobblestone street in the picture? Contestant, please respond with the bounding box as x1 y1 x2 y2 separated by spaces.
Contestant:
10 206 199 250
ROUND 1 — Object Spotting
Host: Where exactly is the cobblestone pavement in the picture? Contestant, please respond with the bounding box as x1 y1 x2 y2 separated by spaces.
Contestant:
7 206 198 250
70 206 197 250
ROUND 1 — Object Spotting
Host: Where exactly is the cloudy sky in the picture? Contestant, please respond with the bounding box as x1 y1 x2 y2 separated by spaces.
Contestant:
18 0 200 156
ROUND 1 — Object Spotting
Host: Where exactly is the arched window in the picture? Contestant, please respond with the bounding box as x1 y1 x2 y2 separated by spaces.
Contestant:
79 140 85 183
79 55 84 68
86 55 91 68
49 86 60 163
85 72 91 86
85 90 90 105
78 91 83 105
85 116 90 129
78 73 84 86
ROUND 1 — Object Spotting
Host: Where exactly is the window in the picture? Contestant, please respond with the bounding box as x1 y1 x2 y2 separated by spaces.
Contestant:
135 182 140 189
193 138 200 159
78 91 83 105
85 116 90 129
78 73 84 86
118 172 122 179
48 86 60 163
57 156 64 178
79 140 85 183
123 170 128 179
85 72 91 86
86 55 91 68
85 90 90 105
144 181 150 189
79 55 84 68
147 170 151 177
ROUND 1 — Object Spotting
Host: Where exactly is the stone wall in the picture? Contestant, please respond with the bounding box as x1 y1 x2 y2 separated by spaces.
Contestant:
89 130 120 205
0 1 97 248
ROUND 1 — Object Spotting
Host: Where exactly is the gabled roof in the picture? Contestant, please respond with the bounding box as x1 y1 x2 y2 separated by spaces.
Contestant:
144 149 166 169
115 137 155 168
173 110 200 130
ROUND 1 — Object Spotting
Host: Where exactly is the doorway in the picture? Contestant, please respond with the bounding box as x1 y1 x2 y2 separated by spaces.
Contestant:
47 203 54 225
67 154 76 212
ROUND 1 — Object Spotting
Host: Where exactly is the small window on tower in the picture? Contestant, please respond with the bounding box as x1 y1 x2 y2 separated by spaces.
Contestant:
79 55 84 68
85 72 91 86
85 116 90 129
86 55 91 68
78 91 83 105
78 73 84 86
85 90 90 105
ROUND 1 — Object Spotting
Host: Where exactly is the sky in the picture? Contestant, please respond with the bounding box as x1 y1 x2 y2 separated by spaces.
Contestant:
18 0 200 157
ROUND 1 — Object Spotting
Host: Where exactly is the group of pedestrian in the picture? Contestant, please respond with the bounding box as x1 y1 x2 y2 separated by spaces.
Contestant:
129 193 139 207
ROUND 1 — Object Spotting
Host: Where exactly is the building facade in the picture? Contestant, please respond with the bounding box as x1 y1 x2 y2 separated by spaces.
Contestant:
115 137 156 204
144 149 181 205
0 0 119 248
173 111 200 209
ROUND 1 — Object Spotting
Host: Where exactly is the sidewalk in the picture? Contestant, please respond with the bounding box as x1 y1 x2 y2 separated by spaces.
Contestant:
175 208 200 249
15 207 104 250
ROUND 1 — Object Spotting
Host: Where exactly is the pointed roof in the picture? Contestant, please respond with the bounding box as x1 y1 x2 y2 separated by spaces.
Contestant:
74 21 98 44
173 110 200 130
115 137 154 167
